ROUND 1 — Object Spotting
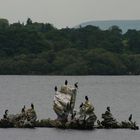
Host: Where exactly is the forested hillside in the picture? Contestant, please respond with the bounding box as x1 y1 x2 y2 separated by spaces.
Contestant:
0 18 140 75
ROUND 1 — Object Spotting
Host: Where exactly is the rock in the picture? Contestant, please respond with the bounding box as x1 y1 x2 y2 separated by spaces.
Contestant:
101 107 120 128
121 121 139 130
0 119 14 128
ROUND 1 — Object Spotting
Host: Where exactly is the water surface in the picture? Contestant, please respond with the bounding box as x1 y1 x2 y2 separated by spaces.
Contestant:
0 76 139 140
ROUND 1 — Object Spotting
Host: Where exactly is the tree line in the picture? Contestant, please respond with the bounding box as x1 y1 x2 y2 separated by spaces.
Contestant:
0 18 140 75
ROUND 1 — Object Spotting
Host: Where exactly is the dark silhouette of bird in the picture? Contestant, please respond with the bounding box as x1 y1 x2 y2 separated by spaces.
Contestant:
79 102 83 108
107 106 110 112
3 114 7 119
85 96 89 101
4 110 8 118
31 103 34 109
54 86 57 92
128 114 132 122
5 109 8 115
74 82 78 88
65 80 68 85
21 105 26 113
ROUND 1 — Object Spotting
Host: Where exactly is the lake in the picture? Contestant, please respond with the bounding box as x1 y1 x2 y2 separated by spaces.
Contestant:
0 76 140 140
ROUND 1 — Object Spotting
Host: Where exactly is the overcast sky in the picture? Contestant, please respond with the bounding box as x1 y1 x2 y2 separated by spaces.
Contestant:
0 0 140 28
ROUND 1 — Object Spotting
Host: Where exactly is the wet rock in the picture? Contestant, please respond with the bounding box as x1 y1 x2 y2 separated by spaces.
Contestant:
121 121 139 130
0 119 14 128
101 107 120 128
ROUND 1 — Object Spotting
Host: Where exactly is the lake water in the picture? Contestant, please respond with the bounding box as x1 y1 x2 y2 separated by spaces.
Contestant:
0 76 140 140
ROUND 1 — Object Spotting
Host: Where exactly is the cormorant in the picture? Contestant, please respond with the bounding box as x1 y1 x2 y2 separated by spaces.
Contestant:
79 102 83 108
54 86 57 92
5 109 8 115
107 106 110 112
3 114 7 119
85 96 89 101
31 103 34 109
129 114 132 122
4 109 8 119
65 80 68 85
21 105 25 113
74 82 78 88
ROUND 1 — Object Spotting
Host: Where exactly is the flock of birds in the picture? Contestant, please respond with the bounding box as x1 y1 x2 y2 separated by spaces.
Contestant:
54 80 78 92
54 80 133 123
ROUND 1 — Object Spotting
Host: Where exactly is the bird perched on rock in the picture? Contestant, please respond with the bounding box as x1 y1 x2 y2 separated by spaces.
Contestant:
31 103 34 110
54 86 57 92
65 80 68 85
74 82 78 88
4 109 8 116
85 96 89 101
3 110 9 119
129 114 132 122
5 109 8 114
107 106 110 112
21 105 26 113
79 102 83 108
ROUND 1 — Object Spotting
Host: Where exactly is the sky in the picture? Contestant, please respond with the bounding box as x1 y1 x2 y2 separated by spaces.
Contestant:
0 0 140 28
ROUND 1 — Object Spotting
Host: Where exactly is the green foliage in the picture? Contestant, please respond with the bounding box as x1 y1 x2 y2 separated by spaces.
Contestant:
0 18 9 29
0 18 140 75
26 18 32 25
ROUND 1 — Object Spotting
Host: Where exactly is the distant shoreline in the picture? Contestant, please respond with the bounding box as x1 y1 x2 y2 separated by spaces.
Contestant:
0 18 140 75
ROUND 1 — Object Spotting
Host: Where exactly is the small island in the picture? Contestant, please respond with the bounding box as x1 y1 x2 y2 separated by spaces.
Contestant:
0 81 139 130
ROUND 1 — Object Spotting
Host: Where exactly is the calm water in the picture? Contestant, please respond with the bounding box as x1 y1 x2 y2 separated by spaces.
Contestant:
0 76 140 140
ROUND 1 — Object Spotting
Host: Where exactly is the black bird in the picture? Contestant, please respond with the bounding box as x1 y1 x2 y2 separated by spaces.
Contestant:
54 86 57 92
5 109 8 115
79 102 83 108
107 106 110 112
85 96 89 101
4 110 8 118
65 80 68 85
31 103 34 109
129 114 132 122
3 114 7 119
74 82 78 88
21 105 26 113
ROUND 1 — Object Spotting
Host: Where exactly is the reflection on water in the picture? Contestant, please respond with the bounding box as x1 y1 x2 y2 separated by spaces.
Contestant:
0 76 140 140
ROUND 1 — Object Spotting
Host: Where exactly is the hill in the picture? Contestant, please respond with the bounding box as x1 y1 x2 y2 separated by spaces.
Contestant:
77 20 140 33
